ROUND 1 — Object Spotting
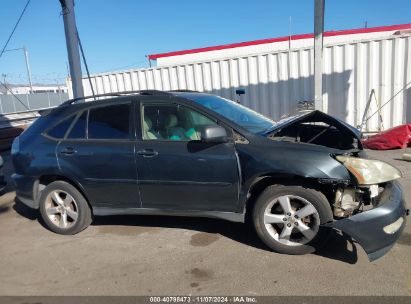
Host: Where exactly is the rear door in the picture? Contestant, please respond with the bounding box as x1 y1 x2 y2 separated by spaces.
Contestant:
135 100 240 212
56 101 140 209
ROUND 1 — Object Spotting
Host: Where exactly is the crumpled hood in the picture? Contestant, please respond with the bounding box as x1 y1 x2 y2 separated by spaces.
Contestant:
267 110 362 141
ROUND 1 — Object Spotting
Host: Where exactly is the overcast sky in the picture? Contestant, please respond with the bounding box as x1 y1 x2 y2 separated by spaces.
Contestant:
0 0 410 84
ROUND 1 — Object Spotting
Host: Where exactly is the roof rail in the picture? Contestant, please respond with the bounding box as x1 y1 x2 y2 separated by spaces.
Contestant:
60 90 172 106
169 89 200 93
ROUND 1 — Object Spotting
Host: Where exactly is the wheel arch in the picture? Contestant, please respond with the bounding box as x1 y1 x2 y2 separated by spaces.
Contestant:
243 173 336 218
35 173 93 209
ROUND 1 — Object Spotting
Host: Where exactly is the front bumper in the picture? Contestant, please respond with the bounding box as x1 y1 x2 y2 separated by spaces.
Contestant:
325 181 408 261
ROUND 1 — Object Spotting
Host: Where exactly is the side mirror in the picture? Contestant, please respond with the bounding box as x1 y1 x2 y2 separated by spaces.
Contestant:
201 125 228 143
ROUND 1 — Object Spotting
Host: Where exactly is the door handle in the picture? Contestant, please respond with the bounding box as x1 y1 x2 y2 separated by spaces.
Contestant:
137 149 158 158
60 147 77 155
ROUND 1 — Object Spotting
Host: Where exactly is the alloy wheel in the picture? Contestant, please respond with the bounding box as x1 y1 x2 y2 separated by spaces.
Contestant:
44 190 79 229
263 195 320 246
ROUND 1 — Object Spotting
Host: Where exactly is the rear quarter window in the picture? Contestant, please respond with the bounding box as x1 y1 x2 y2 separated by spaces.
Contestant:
67 111 87 139
46 116 75 139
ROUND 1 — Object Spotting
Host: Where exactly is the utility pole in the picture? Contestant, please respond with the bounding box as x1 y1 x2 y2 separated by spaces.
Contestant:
23 47 33 93
59 0 84 99
314 0 325 111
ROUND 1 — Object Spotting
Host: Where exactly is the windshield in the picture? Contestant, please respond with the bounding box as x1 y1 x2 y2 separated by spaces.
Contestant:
190 95 275 133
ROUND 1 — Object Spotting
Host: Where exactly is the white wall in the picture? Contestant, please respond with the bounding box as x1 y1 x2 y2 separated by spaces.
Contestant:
72 33 411 133
8 85 68 95
155 30 402 66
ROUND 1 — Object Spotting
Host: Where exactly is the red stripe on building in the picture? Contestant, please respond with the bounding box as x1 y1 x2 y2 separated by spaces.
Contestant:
148 23 411 60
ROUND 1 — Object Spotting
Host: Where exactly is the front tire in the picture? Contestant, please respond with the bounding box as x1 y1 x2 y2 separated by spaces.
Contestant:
253 184 333 255
39 181 92 235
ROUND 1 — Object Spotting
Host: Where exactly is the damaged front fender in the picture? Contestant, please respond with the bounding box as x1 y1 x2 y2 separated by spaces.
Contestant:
324 181 408 261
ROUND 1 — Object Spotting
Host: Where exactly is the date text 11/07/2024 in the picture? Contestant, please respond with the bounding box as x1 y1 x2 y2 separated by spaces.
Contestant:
149 296 257 303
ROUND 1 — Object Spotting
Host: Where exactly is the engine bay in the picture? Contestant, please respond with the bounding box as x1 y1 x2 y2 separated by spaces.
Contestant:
267 111 362 150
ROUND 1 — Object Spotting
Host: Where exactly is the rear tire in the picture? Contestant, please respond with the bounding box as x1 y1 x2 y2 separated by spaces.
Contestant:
39 181 92 235
253 184 333 255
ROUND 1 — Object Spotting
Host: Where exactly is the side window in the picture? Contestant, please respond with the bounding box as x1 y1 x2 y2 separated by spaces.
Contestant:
88 104 130 140
67 111 87 139
142 104 217 141
47 116 75 139
190 110 215 126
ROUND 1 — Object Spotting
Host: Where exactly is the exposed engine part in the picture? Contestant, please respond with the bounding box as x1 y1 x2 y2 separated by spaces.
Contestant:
267 112 361 150
369 185 385 206
333 188 362 217
369 184 380 198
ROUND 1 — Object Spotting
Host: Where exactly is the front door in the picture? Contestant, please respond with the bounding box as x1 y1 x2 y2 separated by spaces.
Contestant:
57 102 140 209
135 101 239 212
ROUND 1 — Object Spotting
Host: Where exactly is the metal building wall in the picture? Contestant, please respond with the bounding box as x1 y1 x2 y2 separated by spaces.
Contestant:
0 92 68 114
78 34 411 132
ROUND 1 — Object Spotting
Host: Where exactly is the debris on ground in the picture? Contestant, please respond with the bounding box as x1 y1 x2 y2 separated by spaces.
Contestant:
402 153 411 162
362 124 411 150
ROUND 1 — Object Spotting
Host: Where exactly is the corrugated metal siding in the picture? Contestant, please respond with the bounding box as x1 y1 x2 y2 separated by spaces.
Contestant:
77 34 411 132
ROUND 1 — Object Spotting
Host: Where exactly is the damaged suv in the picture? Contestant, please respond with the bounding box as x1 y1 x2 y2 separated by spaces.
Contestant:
11 91 408 261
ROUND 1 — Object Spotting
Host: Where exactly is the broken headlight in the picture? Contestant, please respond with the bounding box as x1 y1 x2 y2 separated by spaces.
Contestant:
336 156 402 185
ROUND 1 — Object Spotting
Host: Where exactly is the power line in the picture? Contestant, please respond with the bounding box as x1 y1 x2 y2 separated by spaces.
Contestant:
0 0 31 59
0 80 30 111
97 59 149 74
76 27 96 100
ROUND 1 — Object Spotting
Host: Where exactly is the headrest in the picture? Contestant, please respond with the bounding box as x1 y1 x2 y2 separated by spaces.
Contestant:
165 114 178 128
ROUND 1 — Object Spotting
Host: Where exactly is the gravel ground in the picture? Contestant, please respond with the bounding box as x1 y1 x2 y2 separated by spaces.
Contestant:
0 148 410 296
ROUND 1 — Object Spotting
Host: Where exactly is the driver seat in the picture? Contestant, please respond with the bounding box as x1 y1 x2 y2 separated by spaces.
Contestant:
165 114 187 140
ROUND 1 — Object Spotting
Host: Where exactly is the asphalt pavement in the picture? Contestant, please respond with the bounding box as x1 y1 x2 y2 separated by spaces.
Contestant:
0 149 410 296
